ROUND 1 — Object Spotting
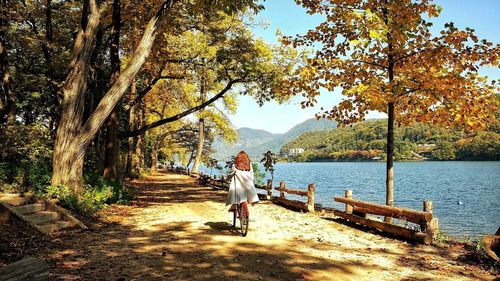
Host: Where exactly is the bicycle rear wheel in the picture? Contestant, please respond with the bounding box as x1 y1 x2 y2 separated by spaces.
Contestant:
240 202 249 237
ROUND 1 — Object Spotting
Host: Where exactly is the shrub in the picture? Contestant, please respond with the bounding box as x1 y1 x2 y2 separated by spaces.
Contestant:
43 173 135 217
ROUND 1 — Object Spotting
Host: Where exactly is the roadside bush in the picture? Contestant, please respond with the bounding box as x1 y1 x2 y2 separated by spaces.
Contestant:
0 124 135 216
45 177 135 217
84 173 135 204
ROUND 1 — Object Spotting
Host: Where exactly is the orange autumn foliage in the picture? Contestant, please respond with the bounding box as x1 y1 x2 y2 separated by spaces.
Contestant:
280 0 499 130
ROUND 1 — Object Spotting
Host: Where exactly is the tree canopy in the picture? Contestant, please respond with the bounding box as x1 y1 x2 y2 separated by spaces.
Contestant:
281 0 499 214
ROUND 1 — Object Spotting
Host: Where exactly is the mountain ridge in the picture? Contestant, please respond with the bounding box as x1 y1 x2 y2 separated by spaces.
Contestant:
212 118 338 160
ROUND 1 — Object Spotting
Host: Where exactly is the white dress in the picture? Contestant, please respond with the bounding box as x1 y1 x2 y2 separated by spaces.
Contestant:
225 165 260 206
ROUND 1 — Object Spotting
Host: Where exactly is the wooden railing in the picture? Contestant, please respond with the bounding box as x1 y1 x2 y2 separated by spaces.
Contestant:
333 189 438 244
200 175 273 200
273 181 315 213
201 175 228 190
256 179 273 200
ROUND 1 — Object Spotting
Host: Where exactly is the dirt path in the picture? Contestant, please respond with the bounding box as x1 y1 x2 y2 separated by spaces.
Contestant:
2 172 497 280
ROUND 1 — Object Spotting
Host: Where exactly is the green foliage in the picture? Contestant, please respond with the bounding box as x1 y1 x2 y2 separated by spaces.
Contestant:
431 141 456 160
0 124 53 161
455 132 500 160
45 184 107 217
260 150 277 180
252 163 265 185
433 230 450 246
0 124 53 193
45 174 135 217
84 173 136 204
394 140 416 161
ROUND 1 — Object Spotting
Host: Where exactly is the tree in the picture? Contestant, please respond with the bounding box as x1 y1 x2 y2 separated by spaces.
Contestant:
119 9 296 175
103 0 122 181
51 0 182 194
283 0 499 221
260 150 277 181
51 0 265 194
0 0 17 126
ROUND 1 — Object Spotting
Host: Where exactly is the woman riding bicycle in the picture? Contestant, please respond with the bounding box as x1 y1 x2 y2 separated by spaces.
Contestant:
226 151 259 212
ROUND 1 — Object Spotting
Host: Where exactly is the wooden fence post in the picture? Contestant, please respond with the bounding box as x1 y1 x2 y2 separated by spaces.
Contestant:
423 200 438 240
345 190 353 214
423 201 433 213
307 183 315 213
266 179 273 200
279 181 285 198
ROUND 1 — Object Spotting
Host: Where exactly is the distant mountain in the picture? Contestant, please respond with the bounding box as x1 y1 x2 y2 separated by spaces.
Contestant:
212 118 338 160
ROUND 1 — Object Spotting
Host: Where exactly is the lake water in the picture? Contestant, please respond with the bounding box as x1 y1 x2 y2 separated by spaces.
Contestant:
200 161 500 238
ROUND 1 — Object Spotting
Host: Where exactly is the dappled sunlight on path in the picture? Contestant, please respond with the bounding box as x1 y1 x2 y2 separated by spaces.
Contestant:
41 172 494 280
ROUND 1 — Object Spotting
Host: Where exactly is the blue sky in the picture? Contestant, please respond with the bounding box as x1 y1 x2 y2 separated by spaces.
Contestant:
229 0 500 134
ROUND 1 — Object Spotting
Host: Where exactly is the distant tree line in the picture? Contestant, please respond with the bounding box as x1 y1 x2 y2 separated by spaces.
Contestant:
282 105 500 162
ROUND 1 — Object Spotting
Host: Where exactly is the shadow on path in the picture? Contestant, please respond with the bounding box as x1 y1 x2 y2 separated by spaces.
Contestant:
2 171 495 280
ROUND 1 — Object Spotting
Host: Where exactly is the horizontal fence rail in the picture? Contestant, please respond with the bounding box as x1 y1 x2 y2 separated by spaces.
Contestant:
273 181 315 213
198 174 273 200
333 190 438 244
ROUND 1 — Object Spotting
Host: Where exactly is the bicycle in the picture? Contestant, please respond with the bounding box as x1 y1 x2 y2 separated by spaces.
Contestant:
231 202 249 236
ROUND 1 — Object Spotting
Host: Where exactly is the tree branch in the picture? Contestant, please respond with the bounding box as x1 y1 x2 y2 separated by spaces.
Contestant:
78 0 177 149
127 65 185 109
394 45 445 64
121 77 243 138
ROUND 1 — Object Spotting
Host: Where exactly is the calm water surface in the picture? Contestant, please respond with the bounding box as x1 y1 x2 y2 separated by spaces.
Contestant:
201 161 499 237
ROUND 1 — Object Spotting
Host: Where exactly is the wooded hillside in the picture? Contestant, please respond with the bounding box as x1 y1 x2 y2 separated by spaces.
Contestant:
281 106 500 162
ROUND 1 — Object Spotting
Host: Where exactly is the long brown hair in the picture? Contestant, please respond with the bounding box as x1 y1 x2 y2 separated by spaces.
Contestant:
235 151 251 171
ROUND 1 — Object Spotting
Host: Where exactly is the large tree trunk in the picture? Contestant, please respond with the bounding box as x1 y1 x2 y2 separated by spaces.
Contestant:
140 102 146 169
51 0 100 194
103 107 119 178
52 0 176 193
0 0 15 126
151 142 159 173
383 8 395 223
103 0 121 180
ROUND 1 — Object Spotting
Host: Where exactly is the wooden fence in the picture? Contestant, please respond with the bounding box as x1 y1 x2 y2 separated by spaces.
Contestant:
273 181 315 213
200 175 273 200
332 190 438 244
